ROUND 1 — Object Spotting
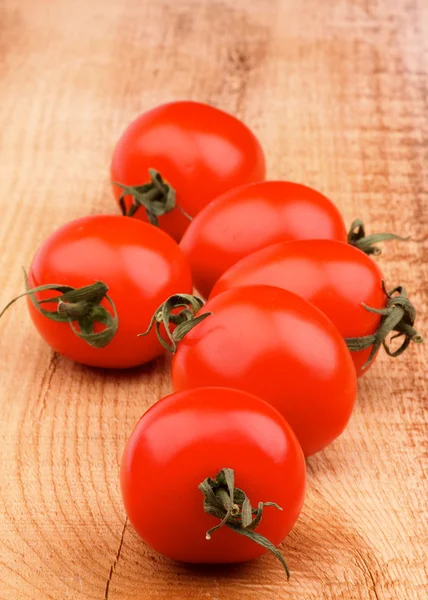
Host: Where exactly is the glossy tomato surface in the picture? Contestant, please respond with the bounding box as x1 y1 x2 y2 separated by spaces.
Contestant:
211 239 386 377
27 215 192 368
121 387 306 563
180 180 348 297
172 286 357 457
111 101 266 241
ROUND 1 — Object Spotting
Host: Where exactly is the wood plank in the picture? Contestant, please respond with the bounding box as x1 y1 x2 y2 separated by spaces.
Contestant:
0 1 426 599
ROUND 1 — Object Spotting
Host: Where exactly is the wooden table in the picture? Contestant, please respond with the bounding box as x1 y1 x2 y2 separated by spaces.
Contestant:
0 1 427 598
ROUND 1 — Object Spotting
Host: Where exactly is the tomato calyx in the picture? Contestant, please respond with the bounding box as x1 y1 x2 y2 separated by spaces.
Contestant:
199 468 289 577
0 270 118 349
113 168 192 225
348 219 410 255
139 293 211 353
345 283 423 368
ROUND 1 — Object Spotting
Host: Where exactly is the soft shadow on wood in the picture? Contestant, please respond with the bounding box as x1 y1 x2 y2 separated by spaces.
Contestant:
85 352 172 382
48 350 172 383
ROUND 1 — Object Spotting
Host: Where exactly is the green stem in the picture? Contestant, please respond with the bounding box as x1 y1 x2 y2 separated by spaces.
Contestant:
345 283 423 369
199 468 289 577
138 293 211 352
0 269 118 349
348 219 410 255
113 168 192 225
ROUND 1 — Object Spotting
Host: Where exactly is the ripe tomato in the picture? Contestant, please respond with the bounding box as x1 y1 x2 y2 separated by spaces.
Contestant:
111 101 266 241
211 239 422 377
3 215 192 368
169 286 357 456
179 180 348 298
121 387 306 568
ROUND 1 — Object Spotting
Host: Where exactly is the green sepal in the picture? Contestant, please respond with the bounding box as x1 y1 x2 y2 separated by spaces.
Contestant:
345 282 422 369
199 468 289 577
348 218 410 255
139 293 211 353
0 269 118 349
113 168 191 224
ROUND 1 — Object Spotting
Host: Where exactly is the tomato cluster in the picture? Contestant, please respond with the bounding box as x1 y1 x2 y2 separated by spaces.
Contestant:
1 101 422 576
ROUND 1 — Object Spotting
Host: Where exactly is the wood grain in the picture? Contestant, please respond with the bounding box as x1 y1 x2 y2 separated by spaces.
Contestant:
0 1 427 598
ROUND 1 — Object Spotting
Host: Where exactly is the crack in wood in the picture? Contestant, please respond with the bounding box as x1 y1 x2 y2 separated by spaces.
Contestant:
37 351 60 418
354 548 380 600
104 517 128 600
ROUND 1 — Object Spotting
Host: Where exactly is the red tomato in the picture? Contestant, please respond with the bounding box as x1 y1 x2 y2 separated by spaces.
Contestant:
180 180 347 298
210 239 420 377
20 215 192 368
121 387 306 566
211 240 384 377
111 101 266 241
171 286 357 456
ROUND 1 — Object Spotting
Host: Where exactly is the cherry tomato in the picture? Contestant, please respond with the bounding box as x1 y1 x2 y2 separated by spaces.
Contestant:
180 180 348 297
111 101 266 241
210 239 419 377
19 215 192 368
171 286 357 456
121 387 306 566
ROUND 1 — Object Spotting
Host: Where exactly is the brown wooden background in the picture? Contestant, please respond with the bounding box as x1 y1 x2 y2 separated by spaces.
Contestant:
0 1 427 598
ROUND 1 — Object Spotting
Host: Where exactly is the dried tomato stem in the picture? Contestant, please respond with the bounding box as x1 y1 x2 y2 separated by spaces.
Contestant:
113 168 191 225
139 293 211 352
348 219 410 255
0 269 118 349
199 468 289 577
345 283 422 369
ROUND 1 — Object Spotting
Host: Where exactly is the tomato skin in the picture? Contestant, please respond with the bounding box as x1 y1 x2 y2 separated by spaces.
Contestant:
111 101 266 241
172 286 357 457
26 215 192 368
211 239 386 377
121 387 306 563
180 180 348 298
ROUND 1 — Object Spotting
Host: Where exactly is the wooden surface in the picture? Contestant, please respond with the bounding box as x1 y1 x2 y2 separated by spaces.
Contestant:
0 1 427 598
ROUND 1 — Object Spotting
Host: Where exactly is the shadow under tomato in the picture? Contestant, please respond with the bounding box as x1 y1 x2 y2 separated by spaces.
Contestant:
85 352 172 381
55 350 171 382
177 560 254 579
